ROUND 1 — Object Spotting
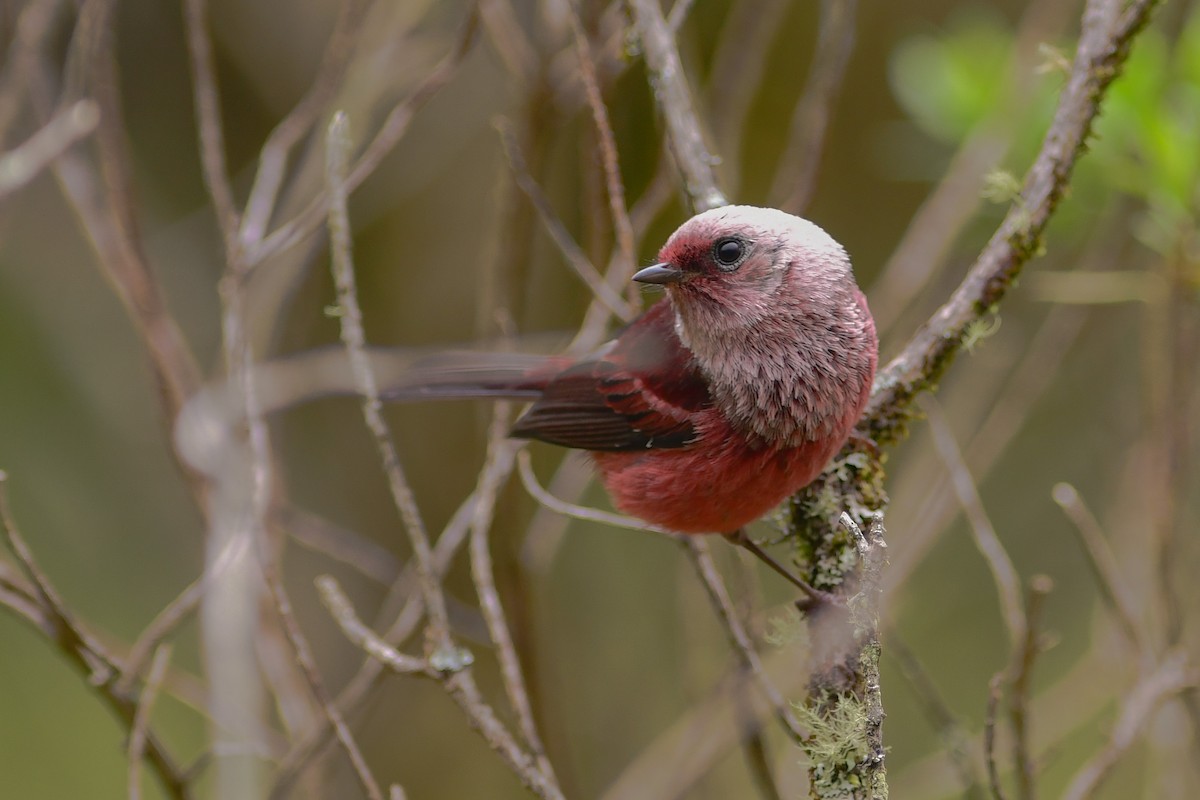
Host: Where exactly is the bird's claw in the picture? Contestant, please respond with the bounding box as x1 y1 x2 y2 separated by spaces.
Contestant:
847 430 881 459
794 588 846 614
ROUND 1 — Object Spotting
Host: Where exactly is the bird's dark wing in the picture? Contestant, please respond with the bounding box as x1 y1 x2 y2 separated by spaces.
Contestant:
510 302 711 452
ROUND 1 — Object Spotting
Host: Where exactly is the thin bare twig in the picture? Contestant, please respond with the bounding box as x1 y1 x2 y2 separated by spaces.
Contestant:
770 0 858 215
441 668 564 800
0 98 97 197
317 576 566 800
517 450 678 539
921 394 1025 648
886 244 1102 594
1009 575 1053 800
239 0 373 249
315 576 429 674
324 110 457 656
627 0 725 212
0 473 193 800
280 505 400 585
468 405 558 785
273 482 516 798
25 5 204 445
479 0 537 84
923 399 1055 800
0 0 65 149
519 453 597 575
128 644 173 800
600 652 809 800
705 0 790 197
262 558 384 800
569 157 677 352
666 0 696 31
1052 483 1147 655
0 568 45 630
923 394 1053 799
1062 652 1199 800
685 538 806 743
567 7 637 304
496 119 635 321
252 6 481 264
182 0 240 253
887 631 985 796
117 577 204 694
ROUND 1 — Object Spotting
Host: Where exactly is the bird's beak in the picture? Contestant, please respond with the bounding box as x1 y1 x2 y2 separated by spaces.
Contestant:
632 262 684 285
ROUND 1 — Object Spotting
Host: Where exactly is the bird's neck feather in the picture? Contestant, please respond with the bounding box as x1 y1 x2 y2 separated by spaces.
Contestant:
672 289 872 448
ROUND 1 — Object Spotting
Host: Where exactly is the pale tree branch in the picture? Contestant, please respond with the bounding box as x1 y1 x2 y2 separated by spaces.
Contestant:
183 2 275 795
1008 576 1053 800
261 553 384 800
985 675 1007 800
867 0 1079 335
925 394 1056 800
303 109 570 800
626 0 725 212
706 0 790 197
666 0 696 32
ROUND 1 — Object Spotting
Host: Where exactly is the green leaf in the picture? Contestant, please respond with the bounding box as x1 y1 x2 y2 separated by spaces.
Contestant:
889 12 1015 142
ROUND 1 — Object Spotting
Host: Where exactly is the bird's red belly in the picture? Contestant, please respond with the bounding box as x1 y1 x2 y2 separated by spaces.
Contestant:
591 429 842 534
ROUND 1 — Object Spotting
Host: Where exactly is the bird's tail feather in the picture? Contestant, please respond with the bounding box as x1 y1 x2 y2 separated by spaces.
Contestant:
175 345 560 475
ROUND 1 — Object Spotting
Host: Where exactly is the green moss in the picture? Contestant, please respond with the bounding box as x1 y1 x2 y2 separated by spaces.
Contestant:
795 691 881 799
982 169 1022 204
962 314 1002 353
765 605 810 649
787 448 888 591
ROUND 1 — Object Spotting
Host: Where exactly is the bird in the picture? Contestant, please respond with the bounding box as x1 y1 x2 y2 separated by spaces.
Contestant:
387 205 877 597
177 205 878 599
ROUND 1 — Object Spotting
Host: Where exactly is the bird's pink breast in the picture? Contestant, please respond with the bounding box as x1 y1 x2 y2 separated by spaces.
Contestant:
591 410 846 534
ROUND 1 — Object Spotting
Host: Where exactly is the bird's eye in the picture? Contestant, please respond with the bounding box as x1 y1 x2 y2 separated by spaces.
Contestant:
714 238 744 267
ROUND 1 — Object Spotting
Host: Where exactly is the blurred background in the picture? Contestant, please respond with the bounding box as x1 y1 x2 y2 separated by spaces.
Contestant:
0 0 1197 797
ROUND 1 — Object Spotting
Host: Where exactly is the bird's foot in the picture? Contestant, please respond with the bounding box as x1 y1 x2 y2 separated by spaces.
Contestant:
724 529 844 610
847 429 880 459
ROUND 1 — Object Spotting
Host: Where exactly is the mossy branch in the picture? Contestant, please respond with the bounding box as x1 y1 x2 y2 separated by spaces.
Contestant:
861 0 1162 448
784 2 1161 797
